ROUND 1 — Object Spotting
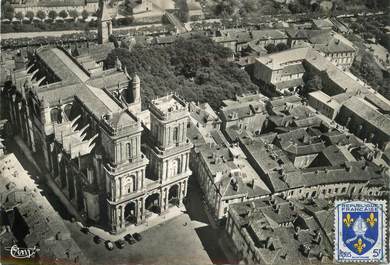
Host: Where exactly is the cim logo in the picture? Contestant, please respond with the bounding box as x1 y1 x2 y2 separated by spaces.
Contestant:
5 245 40 259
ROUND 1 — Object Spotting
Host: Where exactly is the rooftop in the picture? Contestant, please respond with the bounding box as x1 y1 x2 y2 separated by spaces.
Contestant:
0 153 88 263
342 97 390 135
151 94 187 113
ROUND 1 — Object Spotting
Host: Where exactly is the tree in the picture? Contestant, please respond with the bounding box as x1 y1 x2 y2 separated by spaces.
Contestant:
104 36 257 109
36 10 46 20
25 11 35 20
48 10 57 20
265 43 277 53
1 2 14 20
214 0 240 17
288 2 305 13
124 0 135 15
299 72 323 96
59 10 68 19
118 16 134 26
352 52 383 89
15 11 24 20
81 9 89 20
69 9 79 20
276 42 289 52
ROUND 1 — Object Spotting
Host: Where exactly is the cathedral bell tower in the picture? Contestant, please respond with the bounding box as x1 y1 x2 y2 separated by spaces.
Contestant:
98 0 112 44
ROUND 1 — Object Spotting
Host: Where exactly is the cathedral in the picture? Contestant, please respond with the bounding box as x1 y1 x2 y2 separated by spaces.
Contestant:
3 0 193 234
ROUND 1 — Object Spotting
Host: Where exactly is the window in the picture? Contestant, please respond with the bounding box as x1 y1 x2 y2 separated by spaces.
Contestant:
127 143 132 159
173 127 179 142
341 187 346 193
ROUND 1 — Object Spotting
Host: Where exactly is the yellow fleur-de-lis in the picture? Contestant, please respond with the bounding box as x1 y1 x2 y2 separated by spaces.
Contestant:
366 213 377 228
354 238 366 254
343 213 353 227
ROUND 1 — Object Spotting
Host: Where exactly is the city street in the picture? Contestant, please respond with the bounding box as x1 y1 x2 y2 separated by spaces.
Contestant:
184 176 238 264
0 23 163 39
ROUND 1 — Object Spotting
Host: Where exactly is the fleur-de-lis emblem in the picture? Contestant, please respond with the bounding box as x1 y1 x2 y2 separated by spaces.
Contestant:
366 213 377 228
354 238 366 254
343 213 354 227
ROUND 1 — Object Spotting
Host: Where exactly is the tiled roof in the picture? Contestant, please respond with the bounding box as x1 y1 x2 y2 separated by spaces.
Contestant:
342 97 390 135
0 153 88 263
321 145 350 166
38 48 89 83
77 43 115 62
285 161 383 189
282 64 305 76
251 29 288 40
76 85 122 118
365 93 390 113
220 101 265 121
274 78 304 90
312 19 334 29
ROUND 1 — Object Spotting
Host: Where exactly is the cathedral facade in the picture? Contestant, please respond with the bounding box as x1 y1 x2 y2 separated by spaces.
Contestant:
3 0 192 234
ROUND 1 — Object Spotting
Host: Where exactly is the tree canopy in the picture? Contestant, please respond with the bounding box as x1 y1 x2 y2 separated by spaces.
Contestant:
104 36 257 109
1 2 14 20
36 10 46 20
48 10 58 20
81 9 89 20
25 11 35 20
59 10 68 19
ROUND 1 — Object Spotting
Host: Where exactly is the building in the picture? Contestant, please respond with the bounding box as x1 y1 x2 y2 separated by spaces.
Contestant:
225 197 334 264
336 96 390 150
98 0 113 44
191 143 271 220
2 4 193 234
0 152 89 264
132 0 153 14
212 29 288 55
253 47 308 94
308 90 341 120
11 0 99 16
285 28 356 69
219 93 268 137
307 31 356 69
312 18 335 30
186 0 204 18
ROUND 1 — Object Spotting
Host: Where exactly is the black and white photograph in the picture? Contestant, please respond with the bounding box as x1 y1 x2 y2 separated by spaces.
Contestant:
0 0 389 264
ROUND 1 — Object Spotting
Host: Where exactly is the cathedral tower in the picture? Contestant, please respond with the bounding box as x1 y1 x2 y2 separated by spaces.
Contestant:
98 0 112 44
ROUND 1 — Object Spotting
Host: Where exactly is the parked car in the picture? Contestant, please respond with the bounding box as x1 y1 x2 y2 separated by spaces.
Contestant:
124 233 136 244
116 239 126 249
93 235 102 244
80 227 89 234
133 233 142 241
105 240 114 250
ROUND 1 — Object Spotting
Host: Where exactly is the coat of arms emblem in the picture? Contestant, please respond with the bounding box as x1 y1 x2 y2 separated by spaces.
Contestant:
335 200 387 262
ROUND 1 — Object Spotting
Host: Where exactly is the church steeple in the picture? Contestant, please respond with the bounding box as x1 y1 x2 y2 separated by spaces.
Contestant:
97 0 112 44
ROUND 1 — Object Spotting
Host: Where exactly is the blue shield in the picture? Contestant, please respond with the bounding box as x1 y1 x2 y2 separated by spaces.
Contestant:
342 211 378 255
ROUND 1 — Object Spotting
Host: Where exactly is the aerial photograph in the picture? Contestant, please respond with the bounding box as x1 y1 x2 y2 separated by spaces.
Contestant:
0 0 389 264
